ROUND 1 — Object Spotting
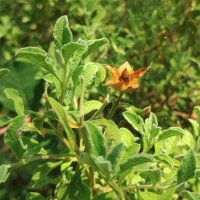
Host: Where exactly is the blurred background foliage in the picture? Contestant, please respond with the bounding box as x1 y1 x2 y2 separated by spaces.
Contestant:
0 0 200 199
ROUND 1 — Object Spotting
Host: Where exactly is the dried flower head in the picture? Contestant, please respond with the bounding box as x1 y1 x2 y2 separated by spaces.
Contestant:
104 61 150 91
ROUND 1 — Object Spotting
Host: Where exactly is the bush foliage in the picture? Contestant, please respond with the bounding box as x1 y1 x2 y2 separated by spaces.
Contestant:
0 1 200 200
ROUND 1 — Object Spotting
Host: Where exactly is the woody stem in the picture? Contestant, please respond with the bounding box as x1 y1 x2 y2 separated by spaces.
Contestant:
107 91 124 119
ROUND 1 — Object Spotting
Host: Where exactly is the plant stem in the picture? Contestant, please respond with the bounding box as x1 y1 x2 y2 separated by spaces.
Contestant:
10 154 76 170
107 91 124 119
123 184 170 191
90 94 110 120
79 76 85 126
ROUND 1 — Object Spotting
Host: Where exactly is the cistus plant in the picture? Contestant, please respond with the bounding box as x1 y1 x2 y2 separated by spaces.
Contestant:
0 15 200 200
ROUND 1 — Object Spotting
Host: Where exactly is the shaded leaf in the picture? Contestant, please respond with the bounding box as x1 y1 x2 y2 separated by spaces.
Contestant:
29 161 62 189
140 168 161 184
4 88 24 115
85 121 107 157
0 68 9 78
180 191 200 200
106 143 124 170
48 97 77 151
15 47 56 76
4 116 26 159
26 192 46 200
177 149 196 184
120 154 154 173
0 165 10 183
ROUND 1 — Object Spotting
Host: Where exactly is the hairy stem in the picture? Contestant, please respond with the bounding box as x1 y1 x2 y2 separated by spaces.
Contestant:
123 184 170 191
10 154 76 170
79 76 85 126
90 95 110 120
107 91 124 119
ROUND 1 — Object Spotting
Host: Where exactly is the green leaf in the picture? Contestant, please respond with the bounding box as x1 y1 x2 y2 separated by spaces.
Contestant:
0 62 40 111
82 38 109 60
65 168 91 200
140 168 161 184
43 70 62 98
94 156 113 177
93 192 115 200
154 153 174 168
106 143 124 170
4 116 26 159
83 62 99 87
15 47 56 76
83 100 103 115
188 118 199 137
48 97 77 151
85 121 107 157
62 42 86 64
53 15 73 49
0 116 11 127
161 188 176 200
0 68 9 78
95 64 106 86
158 127 185 141
120 128 135 147
144 113 161 140
29 161 62 189
92 118 121 146
120 154 154 173
180 191 200 200
123 111 144 135
22 136 47 157
177 149 196 184
26 192 46 200
139 191 160 200
0 165 10 183
122 143 140 162
4 88 24 115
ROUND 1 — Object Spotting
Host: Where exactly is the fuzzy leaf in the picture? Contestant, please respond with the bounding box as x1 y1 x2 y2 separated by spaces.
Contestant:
83 100 103 115
83 62 99 87
4 116 26 159
85 121 107 157
120 128 135 147
95 64 106 86
177 149 196 184
120 154 154 173
140 168 161 184
82 38 109 60
106 143 124 170
158 127 184 141
62 42 86 63
48 97 77 151
15 47 56 76
123 111 144 135
4 88 24 115
53 15 73 49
